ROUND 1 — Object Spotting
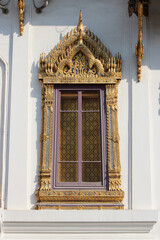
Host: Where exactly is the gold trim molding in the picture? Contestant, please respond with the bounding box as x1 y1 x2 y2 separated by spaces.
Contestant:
35 11 124 210
128 0 149 82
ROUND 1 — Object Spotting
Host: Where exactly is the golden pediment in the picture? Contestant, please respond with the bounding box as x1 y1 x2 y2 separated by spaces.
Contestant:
39 11 122 84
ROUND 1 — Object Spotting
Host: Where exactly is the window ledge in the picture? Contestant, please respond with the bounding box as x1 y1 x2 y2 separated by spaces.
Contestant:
1 210 158 234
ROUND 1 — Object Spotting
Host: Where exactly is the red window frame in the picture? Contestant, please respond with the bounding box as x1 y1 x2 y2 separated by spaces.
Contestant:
52 85 107 189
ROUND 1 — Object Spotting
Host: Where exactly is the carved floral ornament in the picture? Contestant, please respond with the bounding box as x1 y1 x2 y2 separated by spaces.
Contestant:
128 0 149 82
36 11 124 210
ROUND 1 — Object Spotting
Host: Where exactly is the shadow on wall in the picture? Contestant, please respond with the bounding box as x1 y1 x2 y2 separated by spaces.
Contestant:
30 61 41 208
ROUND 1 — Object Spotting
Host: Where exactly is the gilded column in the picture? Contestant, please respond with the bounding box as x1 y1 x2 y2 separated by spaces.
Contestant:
38 84 54 192
106 84 122 191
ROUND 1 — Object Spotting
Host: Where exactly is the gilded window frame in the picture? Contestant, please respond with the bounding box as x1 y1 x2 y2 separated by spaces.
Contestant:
35 11 124 210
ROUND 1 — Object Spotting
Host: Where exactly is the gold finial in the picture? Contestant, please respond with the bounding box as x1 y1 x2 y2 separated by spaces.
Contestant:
77 10 84 44
77 10 83 31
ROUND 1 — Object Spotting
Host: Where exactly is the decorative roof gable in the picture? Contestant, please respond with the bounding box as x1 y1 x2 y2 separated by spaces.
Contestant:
39 11 122 83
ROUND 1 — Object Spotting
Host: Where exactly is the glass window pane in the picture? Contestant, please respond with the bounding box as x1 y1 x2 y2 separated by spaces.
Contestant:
59 162 78 182
82 112 101 162
59 112 78 162
61 91 78 110
82 162 101 182
82 91 99 110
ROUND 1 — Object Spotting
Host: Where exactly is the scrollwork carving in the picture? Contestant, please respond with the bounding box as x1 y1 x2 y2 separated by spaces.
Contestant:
63 51 98 77
40 179 51 191
109 179 122 191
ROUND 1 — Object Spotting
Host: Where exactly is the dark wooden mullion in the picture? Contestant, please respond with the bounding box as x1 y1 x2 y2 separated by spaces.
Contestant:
81 110 100 112
78 91 82 184
60 110 78 113
58 161 101 163
81 161 101 163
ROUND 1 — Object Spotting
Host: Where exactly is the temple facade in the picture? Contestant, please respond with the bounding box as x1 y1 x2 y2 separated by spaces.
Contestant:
0 0 159 239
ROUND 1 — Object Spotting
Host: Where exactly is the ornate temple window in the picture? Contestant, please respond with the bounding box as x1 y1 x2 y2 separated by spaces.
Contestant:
35 11 124 210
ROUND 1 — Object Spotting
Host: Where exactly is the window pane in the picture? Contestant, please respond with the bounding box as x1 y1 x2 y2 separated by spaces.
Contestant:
82 112 101 162
82 162 101 182
59 162 78 182
59 112 78 162
57 88 104 186
82 91 99 110
61 92 78 110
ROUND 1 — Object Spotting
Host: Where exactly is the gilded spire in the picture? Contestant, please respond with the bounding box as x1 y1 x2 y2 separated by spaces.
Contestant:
77 10 84 44
77 10 84 32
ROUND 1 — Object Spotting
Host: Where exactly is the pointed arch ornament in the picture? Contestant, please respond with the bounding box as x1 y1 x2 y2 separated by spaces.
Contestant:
35 11 124 210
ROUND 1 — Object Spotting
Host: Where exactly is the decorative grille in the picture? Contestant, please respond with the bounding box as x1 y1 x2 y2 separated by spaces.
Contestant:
58 90 102 184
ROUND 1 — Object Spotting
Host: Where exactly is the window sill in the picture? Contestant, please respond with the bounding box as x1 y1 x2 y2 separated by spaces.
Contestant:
2 209 158 234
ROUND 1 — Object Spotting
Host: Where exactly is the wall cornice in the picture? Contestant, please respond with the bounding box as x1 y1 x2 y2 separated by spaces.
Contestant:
2 210 158 235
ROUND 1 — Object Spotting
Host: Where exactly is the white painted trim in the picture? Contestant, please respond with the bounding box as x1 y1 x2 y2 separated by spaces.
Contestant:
0 55 8 210
2 210 158 234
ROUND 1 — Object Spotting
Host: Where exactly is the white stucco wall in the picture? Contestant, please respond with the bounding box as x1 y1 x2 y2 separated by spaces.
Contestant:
0 0 160 239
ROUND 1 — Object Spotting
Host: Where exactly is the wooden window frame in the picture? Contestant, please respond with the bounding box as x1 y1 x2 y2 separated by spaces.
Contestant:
52 85 107 189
